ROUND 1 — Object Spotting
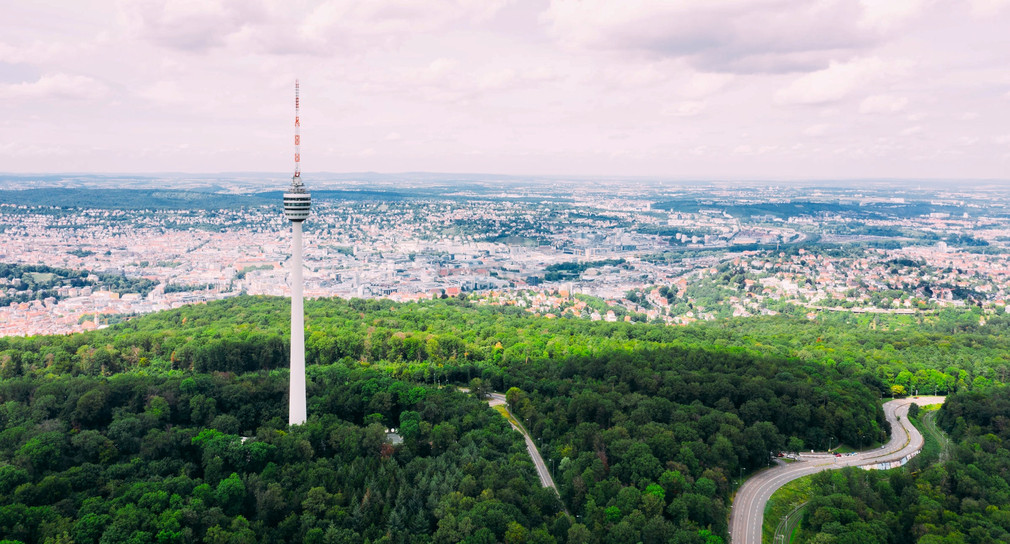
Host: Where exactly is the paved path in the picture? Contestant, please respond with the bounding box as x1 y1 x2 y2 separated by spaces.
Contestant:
486 392 558 490
729 396 945 544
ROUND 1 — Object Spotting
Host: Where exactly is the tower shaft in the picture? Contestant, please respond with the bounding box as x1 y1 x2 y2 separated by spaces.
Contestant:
289 222 306 425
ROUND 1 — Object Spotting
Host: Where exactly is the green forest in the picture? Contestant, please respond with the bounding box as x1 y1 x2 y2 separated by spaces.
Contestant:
542 260 626 282
793 388 1010 543
1 295 1009 543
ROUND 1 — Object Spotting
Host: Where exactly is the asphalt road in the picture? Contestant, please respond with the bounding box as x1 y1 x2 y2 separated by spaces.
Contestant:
486 392 558 490
729 396 945 544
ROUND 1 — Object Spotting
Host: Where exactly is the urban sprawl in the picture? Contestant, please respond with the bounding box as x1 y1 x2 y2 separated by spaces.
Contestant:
3 179 1009 337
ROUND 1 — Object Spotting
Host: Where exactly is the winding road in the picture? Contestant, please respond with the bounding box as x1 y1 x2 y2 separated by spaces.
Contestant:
729 396 945 544
486 392 558 490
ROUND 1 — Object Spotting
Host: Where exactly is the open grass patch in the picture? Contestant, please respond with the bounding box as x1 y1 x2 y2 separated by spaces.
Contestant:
763 475 814 543
29 272 56 282
492 404 528 435
908 404 948 470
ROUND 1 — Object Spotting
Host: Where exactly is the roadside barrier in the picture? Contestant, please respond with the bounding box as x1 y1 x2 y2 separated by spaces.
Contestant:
860 449 920 471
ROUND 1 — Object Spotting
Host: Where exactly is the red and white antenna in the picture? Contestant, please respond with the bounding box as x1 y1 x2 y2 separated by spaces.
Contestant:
293 79 301 185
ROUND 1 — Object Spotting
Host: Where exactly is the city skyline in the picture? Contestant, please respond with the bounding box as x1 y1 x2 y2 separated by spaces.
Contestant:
1 0 1009 180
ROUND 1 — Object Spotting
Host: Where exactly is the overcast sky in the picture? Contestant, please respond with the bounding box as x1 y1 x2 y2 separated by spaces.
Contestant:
1 0 1009 180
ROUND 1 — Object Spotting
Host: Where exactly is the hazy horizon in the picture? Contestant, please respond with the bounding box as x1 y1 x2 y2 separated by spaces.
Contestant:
2 171 1010 186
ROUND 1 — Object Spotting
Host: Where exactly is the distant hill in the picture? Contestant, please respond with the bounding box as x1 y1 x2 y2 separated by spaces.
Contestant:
0 187 430 210
0 184 578 211
0 188 267 210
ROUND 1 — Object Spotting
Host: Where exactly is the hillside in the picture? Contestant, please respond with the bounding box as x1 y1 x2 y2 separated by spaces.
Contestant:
0 296 1007 543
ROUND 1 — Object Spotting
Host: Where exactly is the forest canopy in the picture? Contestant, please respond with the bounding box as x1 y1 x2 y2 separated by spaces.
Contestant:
0 295 1007 543
793 388 1010 543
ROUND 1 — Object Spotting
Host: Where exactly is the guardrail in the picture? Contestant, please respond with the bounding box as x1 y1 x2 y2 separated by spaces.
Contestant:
859 448 921 471
773 502 807 544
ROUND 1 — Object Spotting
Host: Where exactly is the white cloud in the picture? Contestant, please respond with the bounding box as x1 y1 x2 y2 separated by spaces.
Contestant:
859 0 929 29
0 142 74 158
775 57 890 105
859 94 909 114
600 62 671 89
138 80 188 105
0 73 108 101
120 0 263 51
299 0 512 52
415 58 461 82
732 143 779 156
662 101 706 117
803 124 832 136
970 0 1010 16
681 72 735 98
595 61 734 102
119 0 513 56
478 69 522 91
374 58 557 103
0 40 78 64
542 0 883 73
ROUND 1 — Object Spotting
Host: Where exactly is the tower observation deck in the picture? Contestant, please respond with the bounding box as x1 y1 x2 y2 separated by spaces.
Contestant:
284 185 311 221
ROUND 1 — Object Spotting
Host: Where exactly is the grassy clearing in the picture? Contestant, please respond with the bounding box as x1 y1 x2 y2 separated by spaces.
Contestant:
909 404 947 469
763 475 814 543
492 405 528 435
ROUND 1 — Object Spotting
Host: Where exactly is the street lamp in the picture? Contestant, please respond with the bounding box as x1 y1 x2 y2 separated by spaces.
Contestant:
828 436 835 452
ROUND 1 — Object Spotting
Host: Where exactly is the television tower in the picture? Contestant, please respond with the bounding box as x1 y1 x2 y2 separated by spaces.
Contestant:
284 79 310 425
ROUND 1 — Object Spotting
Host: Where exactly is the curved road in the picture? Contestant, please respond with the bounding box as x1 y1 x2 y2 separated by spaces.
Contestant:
486 392 558 490
729 396 944 544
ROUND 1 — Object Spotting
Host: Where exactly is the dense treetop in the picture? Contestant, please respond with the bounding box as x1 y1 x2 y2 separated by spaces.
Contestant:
794 388 1010 543
0 296 1007 543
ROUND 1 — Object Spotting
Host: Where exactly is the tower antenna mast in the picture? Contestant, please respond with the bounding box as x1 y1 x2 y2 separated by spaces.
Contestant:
293 79 302 187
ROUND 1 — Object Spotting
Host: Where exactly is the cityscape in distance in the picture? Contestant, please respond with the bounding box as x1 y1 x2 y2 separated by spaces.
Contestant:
4 175 1010 338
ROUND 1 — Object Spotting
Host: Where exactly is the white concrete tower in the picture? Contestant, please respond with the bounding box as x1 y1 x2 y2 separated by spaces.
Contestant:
284 80 310 425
